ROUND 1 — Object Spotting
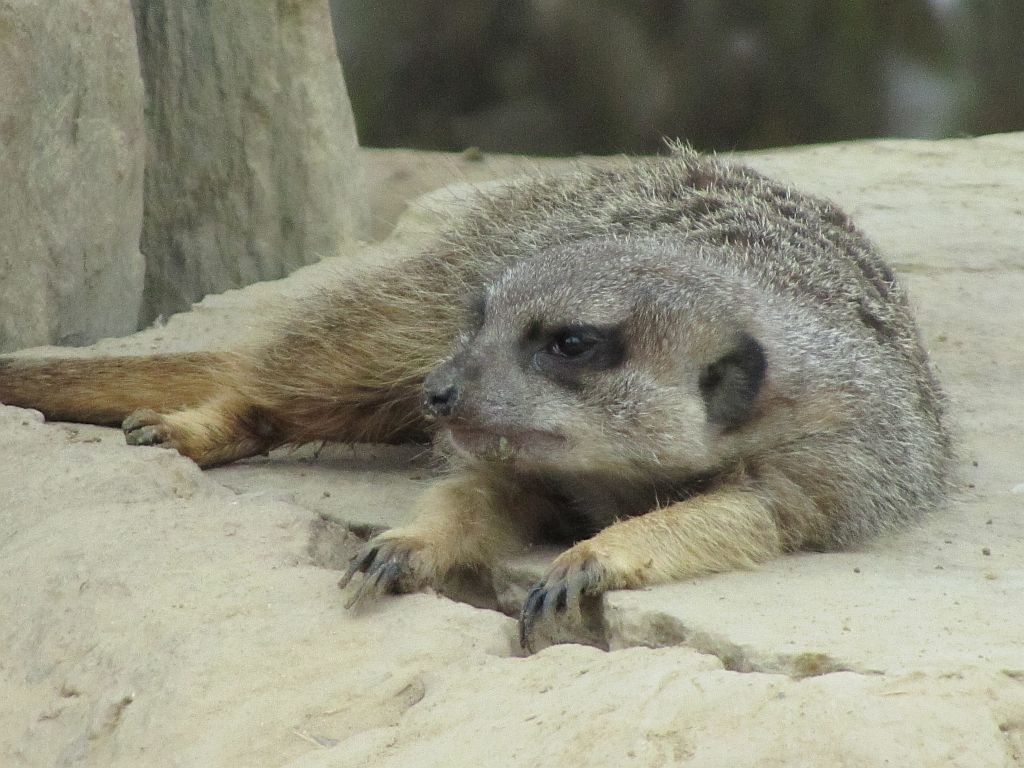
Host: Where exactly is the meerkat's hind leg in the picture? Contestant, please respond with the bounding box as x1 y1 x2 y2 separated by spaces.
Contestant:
122 393 283 468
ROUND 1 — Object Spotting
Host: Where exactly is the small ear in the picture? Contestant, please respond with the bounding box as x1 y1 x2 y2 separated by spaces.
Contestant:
698 333 767 430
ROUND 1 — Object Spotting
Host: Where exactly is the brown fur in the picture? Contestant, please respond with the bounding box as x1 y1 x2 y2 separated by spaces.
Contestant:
0 147 951 648
0 352 226 427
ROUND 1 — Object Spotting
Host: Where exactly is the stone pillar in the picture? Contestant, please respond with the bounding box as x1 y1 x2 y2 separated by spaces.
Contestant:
0 0 146 352
132 0 368 323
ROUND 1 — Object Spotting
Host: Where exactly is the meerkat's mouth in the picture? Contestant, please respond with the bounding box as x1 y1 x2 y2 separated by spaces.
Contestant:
445 425 567 461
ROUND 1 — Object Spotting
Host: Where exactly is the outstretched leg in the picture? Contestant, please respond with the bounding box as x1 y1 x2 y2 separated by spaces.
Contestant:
518 487 792 649
0 250 483 465
0 351 282 467
122 394 283 468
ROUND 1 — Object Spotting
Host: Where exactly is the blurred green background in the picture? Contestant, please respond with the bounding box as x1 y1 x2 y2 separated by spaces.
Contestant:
329 0 1024 155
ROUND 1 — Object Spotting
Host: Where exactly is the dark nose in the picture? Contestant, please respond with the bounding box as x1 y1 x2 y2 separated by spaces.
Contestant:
423 382 460 418
419 368 460 417
423 354 468 419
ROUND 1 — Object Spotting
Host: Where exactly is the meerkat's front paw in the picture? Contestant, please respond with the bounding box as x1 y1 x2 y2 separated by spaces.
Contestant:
518 544 613 651
338 532 439 609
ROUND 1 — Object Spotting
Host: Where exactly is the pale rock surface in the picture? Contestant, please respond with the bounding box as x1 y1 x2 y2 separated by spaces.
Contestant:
0 0 145 352
3 137 1024 766
132 0 368 324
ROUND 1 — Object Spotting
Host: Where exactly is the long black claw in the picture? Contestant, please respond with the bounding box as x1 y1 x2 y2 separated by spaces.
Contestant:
367 559 403 597
518 557 610 652
376 561 403 594
553 583 569 613
518 586 546 651
339 539 421 609
346 555 391 608
338 545 379 591
345 573 374 609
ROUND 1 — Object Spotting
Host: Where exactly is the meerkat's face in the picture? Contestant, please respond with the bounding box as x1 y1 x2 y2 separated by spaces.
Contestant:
422 239 768 476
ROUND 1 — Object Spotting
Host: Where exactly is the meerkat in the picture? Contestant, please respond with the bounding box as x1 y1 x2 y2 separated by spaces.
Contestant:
0 146 950 649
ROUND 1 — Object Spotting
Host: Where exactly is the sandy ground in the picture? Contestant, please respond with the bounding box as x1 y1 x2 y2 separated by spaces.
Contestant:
2 136 1024 767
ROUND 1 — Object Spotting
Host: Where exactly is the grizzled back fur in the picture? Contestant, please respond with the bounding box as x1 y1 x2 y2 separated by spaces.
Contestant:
435 144 942 418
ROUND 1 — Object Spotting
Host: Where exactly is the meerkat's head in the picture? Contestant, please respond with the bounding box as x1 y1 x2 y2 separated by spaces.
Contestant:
422 237 769 478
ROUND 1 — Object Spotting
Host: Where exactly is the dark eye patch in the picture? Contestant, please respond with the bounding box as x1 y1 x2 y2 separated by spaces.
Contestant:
524 318 543 343
530 322 627 386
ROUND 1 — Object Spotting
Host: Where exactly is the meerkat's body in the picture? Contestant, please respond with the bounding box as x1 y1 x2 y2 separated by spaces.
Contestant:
0 147 950 647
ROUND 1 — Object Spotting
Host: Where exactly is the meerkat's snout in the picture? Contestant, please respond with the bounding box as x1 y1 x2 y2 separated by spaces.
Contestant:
420 336 571 463
422 362 461 419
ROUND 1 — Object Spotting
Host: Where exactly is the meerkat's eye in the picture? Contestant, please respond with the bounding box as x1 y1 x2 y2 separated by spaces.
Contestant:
546 331 595 359
530 323 625 380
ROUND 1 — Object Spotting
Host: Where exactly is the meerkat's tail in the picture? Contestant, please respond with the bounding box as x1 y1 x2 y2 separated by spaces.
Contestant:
0 352 230 426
